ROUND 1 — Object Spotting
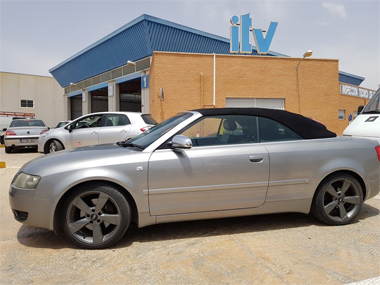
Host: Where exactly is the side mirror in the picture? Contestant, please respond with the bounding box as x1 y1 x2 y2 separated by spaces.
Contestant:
168 135 192 149
358 105 364 113
2 128 6 131
65 124 73 132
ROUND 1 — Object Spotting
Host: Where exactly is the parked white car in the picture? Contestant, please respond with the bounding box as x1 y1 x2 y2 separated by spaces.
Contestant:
343 88 380 143
38 112 157 153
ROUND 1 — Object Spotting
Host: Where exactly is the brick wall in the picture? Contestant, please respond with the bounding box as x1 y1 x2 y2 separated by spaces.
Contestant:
149 52 369 135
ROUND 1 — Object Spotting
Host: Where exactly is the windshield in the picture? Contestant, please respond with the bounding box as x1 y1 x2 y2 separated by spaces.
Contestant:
362 89 380 114
120 112 193 149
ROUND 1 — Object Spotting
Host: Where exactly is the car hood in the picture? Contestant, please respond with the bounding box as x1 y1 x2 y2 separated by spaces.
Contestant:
20 143 146 176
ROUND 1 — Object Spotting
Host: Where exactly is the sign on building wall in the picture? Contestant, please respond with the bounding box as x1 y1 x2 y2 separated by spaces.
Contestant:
108 83 114 97
230 13 278 55
141 75 149 90
340 84 374 99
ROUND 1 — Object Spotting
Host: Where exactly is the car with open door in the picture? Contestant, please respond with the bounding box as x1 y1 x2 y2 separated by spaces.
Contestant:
38 112 157 153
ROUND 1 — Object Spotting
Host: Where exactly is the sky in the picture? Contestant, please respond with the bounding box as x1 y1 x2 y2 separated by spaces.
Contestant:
0 0 379 90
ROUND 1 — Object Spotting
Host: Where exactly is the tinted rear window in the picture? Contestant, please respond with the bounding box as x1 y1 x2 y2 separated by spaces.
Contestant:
141 114 158 125
10 120 45 127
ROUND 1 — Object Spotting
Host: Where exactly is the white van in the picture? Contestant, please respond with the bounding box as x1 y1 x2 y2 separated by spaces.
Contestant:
343 88 380 143
0 116 14 144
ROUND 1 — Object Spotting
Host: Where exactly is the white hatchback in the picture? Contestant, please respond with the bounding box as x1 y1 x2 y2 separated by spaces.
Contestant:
38 112 157 153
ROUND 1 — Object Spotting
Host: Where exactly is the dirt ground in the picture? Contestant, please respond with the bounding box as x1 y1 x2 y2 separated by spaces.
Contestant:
0 147 379 285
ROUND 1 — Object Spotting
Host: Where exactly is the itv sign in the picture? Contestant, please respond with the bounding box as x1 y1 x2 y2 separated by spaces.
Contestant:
230 13 278 55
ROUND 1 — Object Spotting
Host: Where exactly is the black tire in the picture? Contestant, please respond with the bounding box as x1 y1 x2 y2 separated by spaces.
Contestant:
311 173 363 225
47 140 63 154
5 146 12 153
62 183 131 249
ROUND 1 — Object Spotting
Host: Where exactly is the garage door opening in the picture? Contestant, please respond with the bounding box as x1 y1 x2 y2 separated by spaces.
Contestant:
119 78 141 112
91 88 108 112
70 96 82 120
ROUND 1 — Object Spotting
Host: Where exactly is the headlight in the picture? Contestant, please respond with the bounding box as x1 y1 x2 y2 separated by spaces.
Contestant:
13 172 41 189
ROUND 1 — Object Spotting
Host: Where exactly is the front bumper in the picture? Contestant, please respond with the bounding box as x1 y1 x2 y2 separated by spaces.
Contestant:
9 185 55 231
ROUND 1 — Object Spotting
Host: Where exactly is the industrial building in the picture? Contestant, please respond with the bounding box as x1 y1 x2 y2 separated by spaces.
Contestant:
1 14 375 134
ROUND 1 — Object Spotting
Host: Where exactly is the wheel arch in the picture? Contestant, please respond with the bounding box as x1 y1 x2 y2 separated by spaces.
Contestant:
312 170 366 204
53 180 139 230
44 138 65 153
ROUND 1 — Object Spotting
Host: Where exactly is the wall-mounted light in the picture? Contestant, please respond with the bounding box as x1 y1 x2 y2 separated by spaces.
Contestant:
296 50 313 71
127 60 136 72
296 50 313 113
70 83 86 102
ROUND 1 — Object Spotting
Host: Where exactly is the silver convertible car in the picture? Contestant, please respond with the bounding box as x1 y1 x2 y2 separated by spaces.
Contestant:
9 108 380 249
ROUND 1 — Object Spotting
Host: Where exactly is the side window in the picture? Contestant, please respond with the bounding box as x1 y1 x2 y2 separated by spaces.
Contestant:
101 114 131 127
179 115 258 147
258 117 302 142
181 117 222 139
74 115 103 129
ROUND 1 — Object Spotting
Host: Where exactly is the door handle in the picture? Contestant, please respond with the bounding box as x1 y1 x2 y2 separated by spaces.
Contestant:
120 130 127 133
91 131 98 135
249 155 264 162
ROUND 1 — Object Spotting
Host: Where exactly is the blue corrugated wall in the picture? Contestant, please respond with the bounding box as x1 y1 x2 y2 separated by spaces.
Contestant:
50 15 265 88
50 14 364 88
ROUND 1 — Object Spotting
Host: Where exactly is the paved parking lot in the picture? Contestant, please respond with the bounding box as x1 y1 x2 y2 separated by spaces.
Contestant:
0 147 379 285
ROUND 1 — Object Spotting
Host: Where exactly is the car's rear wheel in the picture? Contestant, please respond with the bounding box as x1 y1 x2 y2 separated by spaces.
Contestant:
62 183 131 249
48 140 63 153
5 146 12 153
311 173 363 225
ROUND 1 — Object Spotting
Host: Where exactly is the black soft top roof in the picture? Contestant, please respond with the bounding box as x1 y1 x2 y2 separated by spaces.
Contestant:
192 108 336 139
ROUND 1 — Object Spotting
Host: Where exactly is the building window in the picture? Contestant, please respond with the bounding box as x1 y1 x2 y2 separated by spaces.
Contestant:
21 100 34 108
338 109 345 120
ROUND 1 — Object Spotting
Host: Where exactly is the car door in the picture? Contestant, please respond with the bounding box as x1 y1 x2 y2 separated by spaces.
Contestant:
257 117 315 202
98 114 132 144
67 114 103 148
148 115 270 216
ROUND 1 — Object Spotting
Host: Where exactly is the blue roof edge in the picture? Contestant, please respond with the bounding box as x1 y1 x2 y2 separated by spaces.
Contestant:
49 14 147 73
338 70 365 81
49 14 283 73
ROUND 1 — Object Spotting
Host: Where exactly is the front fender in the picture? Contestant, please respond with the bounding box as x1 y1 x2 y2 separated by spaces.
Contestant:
34 157 151 230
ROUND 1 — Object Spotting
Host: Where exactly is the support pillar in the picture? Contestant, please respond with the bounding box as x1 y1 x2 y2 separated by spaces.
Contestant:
141 71 150 114
82 89 91 115
108 81 119 111
63 94 70 120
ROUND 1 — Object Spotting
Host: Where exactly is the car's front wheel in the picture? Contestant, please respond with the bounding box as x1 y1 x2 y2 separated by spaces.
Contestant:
311 173 363 225
62 183 131 249
47 140 63 153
